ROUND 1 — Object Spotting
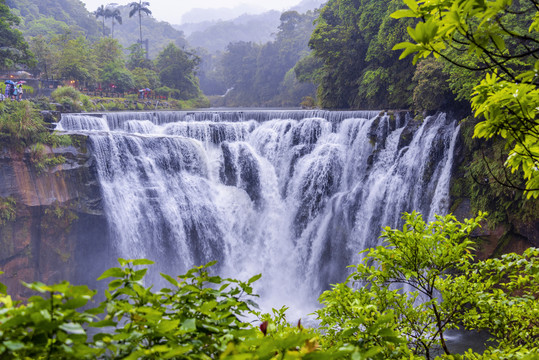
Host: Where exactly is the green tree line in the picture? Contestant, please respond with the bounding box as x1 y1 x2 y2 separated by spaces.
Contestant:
27 34 202 100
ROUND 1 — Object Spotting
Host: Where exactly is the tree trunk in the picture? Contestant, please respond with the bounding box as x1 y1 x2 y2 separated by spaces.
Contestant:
432 303 451 355
139 11 143 45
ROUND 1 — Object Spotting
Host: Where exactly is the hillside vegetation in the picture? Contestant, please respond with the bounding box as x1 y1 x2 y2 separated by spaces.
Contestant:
6 0 102 39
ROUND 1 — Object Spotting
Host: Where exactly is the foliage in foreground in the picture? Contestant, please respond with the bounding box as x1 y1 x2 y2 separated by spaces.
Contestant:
0 260 333 359
1 213 538 359
318 212 539 360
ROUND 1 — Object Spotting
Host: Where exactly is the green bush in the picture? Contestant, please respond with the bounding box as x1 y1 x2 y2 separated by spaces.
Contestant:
0 101 71 151
21 84 34 95
412 58 452 112
80 94 95 112
0 260 330 359
51 86 81 103
155 86 181 100
0 197 16 226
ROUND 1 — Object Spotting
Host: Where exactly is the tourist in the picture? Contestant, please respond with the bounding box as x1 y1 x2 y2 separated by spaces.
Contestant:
16 84 23 101
5 83 11 99
11 84 17 100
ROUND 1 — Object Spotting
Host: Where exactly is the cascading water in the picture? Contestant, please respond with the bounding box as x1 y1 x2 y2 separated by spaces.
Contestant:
56 110 459 316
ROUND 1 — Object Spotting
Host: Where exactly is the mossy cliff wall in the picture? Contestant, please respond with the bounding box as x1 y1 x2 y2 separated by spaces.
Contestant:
0 137 112 299
449 117 539 259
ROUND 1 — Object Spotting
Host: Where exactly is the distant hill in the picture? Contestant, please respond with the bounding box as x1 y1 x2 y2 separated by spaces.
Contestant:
180 4 266 24
7 0 188 59
105 5 187 58
7 0 102 39
290 0 327 13
175 0 326 54
177 11 281 53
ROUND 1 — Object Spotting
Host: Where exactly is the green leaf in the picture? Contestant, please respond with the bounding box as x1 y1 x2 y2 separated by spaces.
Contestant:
490 34 505 52
132 259 155 266
248 274 262 284
64 296 90 309
88 319 117 328
403 0 418 11
132 268 148 281
163 345 193 359
4 341 25 351
97 267 125 280
161 273 179 287
157 319 180 333
391 9 417 19
180 318 197 332
59 322 86 335
108 279 124 290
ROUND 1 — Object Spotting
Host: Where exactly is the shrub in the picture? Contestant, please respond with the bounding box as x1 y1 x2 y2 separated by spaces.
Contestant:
300 96 316 108
0 260 329 359
155 86 181 100
51 86 81 103
0 197 16 226
0 101 71 151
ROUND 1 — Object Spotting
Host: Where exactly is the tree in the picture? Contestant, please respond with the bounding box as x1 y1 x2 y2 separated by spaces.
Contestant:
392 0 539 198
54 36 97 83
29 35 57 79
221 41 260 105
126 43 152 70
93 37 127 89
316 211 539 359
308 0 416 109
93 4 109 37
411 58 452 112
101 63 134 92
93 37 124 69
0 0 34 68
129 0 151 46
109 7 122 39
155 43 201 100
130 67 160 89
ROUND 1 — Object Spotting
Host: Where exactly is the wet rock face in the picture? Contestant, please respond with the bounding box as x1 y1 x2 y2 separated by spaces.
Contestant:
0 139 111 299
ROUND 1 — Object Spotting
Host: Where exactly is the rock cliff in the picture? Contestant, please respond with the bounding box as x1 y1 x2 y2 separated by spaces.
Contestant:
0 137 112 299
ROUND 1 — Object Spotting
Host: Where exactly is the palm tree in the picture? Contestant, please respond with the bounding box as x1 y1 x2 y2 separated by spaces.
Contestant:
109 8 122 39
94 5 108 37
129 1 151 46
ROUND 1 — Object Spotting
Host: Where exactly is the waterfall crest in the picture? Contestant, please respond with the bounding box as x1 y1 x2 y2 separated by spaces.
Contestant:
57 110 459 313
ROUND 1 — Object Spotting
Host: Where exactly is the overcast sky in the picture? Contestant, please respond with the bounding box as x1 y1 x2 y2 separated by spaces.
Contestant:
80 0 302 24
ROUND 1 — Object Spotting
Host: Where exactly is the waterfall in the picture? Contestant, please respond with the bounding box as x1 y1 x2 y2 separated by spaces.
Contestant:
57 110 459 315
